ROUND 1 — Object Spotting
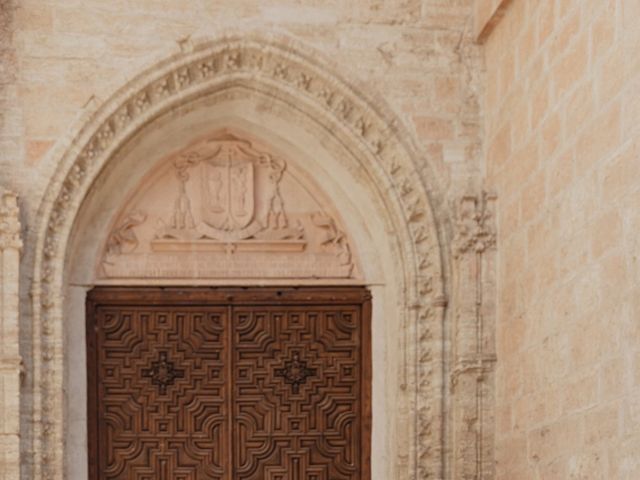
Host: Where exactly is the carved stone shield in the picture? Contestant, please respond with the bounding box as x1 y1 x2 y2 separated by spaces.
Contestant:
201 147 254 230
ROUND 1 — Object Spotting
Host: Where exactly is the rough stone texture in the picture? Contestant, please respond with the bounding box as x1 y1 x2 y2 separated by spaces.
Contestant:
484 0 640 478
0 1 495 479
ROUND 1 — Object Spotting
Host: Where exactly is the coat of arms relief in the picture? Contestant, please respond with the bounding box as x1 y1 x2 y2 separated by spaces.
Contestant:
99 133 357 279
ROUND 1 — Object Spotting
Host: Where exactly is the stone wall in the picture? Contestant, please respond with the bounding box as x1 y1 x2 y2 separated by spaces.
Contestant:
0 1 489 479
3 0 482 216
483 1 640 477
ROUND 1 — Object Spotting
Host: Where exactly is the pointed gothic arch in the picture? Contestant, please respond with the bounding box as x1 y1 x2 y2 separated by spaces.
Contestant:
30 33 448 479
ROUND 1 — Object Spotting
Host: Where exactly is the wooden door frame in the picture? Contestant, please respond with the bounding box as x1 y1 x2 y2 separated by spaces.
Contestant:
86 286 372 479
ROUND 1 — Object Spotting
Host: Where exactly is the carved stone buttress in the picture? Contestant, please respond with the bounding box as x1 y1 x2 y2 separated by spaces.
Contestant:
451 192 497 480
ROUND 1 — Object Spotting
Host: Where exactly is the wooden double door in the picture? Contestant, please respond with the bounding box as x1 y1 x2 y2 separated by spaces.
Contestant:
87 287 371 479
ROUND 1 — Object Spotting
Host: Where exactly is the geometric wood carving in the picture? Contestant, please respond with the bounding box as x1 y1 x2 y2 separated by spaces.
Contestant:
233 306 363 478
98 132 358 280
86 287 371 480
87 304 229 479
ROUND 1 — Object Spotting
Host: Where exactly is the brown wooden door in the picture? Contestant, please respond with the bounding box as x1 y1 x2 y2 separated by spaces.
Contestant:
87 287 371 480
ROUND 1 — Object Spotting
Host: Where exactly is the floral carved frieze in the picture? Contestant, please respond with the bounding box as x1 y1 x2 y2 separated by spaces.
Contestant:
453 192 497 257
99 132 358 279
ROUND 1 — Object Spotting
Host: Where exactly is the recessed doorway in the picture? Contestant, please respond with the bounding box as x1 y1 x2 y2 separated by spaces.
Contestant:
86 287 371 479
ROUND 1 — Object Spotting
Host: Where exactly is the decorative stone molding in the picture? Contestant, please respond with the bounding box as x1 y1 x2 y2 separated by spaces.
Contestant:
450 192 497 480
31 33 446 479
0 188 22 480
453 193 496 257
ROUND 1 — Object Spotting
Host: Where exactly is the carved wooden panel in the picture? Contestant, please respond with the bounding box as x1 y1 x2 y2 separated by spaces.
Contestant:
87 288 371 480
87 304 230 479
233 306 364 479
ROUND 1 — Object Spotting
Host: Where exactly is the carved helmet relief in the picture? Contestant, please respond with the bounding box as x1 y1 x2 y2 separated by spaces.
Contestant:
99 131 359 280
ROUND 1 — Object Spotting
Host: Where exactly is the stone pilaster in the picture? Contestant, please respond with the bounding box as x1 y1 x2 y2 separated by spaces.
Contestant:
0 188 22 480
451 192 497 480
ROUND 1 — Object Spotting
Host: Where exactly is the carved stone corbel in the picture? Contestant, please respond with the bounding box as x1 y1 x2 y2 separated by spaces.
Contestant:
0 187 22 480
451 192 497 480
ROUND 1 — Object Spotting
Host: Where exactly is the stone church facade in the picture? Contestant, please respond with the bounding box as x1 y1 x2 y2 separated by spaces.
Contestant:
0 0 637 478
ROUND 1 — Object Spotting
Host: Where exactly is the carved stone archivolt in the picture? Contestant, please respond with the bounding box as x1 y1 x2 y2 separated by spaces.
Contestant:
31 34 446 480
99 132 357 279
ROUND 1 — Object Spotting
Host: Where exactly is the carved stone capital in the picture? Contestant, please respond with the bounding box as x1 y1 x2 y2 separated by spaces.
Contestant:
0 188 22 252
453 192 496 257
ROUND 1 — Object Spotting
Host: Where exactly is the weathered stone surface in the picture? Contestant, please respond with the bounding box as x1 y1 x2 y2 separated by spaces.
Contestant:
484 0 640 478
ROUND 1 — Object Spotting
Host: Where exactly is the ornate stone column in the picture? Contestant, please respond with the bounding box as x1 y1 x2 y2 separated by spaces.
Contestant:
451 192 497 479
0 188 22 480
